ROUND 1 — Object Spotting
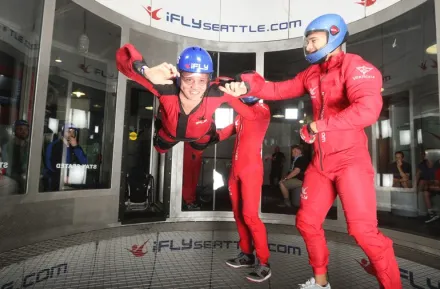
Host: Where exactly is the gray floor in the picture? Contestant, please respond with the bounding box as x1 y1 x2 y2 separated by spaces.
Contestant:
0 222 439 289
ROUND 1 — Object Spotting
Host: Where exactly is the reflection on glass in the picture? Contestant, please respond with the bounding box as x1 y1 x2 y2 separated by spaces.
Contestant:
285 108 298 120
215 108 234 129
213 52 256 212
0 0 44 195
348 0 440 236
376 95 413 189
39 0 120 192
261 49 337 219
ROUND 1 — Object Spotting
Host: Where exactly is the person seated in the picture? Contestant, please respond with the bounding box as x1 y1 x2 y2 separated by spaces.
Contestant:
417 150 440 223
278 145 309 207
388 151 412 188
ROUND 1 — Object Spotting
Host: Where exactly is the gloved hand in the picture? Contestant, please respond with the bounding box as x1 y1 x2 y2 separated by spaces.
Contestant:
132 59 149 76
300 123 316 144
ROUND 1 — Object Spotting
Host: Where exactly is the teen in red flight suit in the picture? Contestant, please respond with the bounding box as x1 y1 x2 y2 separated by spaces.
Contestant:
219 14 401 289
116 44 234 210
216 97 271 283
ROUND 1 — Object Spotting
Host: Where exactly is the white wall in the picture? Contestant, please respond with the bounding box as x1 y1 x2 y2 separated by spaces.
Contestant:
129 30 178 67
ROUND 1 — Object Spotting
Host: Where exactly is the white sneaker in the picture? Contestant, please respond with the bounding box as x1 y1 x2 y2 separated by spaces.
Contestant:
298 278 331 288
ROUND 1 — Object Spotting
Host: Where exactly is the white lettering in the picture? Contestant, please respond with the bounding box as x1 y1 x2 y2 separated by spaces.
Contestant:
301 187 308 200
0 162 8 169
353 66 375 81
352 75 375 81
55 163 98 170
190 63 209 71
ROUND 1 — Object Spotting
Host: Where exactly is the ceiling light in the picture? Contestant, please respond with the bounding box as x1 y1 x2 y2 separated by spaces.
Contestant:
426 44 437 55
285 108 298 120
55 57 62 63
273 114 284 118
93 104 101 108
145 106 153 110
299 120 304 124
72 90 86 97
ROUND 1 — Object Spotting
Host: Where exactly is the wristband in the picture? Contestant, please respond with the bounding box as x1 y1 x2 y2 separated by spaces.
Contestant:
140 65 149 76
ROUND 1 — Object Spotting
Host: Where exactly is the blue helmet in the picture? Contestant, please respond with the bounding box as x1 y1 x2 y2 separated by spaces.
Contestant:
14 119 29 127
62 123 78 132
241 96 259 105
304 14 348 64
177 46 214 74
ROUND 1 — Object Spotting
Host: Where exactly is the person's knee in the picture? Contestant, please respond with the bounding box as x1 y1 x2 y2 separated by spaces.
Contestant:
347 223 391 248
279 182 286 190
242 211 260 226
295 212 314 233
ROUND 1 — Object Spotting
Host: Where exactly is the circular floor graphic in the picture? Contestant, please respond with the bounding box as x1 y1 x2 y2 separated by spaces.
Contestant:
0 227 438 288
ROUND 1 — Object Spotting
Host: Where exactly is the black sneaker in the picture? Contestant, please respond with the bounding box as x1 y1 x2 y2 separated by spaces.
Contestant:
425 212 440 224
225 252 255 268
246 263 271 283
183 202 201 211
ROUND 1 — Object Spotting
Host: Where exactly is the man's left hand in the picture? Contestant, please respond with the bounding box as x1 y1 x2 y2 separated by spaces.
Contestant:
300 123 317 144
309 122 318 133
219 81 247 97
68 137 78 147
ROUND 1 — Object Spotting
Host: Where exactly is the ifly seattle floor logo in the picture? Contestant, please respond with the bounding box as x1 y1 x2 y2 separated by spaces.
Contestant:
144 5 302 33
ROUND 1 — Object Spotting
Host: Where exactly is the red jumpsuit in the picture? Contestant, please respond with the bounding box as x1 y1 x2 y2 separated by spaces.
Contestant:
218 98 271 264
117 45 233 205
238 52 402 288
182 142 203 205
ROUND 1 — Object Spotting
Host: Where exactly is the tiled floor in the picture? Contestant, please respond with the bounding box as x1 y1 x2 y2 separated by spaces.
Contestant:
0 222 439 289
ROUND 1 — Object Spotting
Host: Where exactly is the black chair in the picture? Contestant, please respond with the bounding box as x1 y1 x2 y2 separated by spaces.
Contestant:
125 169 154 211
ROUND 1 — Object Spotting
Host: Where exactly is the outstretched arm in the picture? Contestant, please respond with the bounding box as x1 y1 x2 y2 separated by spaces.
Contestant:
216 123 236 142
219 71 307 101
116 44 179 97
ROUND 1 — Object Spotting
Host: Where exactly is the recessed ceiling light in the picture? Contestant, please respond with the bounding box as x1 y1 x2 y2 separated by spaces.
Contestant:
426 44 437 55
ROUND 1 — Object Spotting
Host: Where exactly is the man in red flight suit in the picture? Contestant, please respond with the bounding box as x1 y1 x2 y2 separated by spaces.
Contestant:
216 96 271 283
219 14 401 289
116 44 234 210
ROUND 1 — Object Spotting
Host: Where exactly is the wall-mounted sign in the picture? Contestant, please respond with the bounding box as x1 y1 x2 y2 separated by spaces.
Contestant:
95 0 403 42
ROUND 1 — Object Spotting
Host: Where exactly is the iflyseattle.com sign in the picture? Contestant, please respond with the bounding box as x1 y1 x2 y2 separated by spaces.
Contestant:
147 7 302 33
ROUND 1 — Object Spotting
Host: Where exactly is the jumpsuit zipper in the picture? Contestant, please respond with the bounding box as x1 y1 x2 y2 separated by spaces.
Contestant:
318 71 328 171
235 119 242 161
